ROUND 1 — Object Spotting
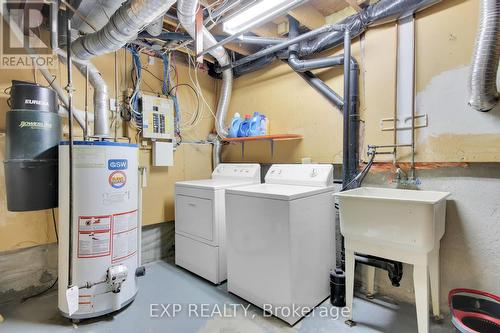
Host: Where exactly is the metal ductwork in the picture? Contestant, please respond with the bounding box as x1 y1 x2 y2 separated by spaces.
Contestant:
68 0 177 137
469 0 500 112
71 0 177 61
146 15 165 37
73 60 110 136
177 0 233 140
70 0 125 33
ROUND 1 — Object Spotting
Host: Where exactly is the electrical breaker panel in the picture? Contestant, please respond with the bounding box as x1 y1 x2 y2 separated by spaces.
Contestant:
141 94 174 139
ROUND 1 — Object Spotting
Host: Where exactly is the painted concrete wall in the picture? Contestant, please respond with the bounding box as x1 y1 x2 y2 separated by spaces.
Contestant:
0 48 216 252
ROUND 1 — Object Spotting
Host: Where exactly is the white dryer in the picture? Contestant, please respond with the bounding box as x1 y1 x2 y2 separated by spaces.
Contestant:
225 164 338 325
175 163 260 284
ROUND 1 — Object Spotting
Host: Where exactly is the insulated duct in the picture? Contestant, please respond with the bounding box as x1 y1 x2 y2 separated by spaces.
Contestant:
299 0 442 56
71 0 177 61
232 0 442 75
469 0 500 112
177 0 233 139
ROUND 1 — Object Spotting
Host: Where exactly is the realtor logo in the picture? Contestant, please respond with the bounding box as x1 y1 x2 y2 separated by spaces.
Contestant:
0 0 56 69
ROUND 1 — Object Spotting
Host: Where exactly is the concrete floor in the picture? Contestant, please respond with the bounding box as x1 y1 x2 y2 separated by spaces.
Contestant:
0 260 456 333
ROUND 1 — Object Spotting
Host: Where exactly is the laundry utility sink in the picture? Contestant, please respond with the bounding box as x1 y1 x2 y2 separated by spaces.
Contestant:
336 187 451 333
335 187 450 253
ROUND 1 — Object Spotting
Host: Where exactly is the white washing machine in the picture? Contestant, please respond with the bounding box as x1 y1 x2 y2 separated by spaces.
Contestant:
225 164 338 325
175 163 260 284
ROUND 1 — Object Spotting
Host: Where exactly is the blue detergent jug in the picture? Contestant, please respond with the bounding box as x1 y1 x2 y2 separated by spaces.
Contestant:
259 115 268 136
238 114 252 137
228 113 242 138
248 112 261 137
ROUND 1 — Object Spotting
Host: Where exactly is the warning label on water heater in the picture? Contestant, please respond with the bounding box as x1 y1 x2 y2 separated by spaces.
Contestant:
112 210 138 263
78 215 112 258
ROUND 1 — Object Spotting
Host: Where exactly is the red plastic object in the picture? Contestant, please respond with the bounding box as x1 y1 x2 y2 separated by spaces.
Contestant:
448 288 500 333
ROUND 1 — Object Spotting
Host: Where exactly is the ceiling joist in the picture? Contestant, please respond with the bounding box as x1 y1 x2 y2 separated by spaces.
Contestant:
289 4 326 30
343 0 363 12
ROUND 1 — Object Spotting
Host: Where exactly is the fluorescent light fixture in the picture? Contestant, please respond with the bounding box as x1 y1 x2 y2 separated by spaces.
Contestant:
223 0 307 35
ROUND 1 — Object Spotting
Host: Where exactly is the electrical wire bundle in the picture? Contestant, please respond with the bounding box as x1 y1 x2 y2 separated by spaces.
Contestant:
160 52 181 140
125 44 143 126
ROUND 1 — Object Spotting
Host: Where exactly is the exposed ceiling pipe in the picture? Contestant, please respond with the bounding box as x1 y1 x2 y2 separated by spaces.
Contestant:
469 0 500 112
177 0 233 140
139 31 285 45
146 15 166 37
68 0 176 137
69 0 124 33
71 0 177 60
231 0 442 74
72 58 110 137
299 0 441 56
54 13 110 137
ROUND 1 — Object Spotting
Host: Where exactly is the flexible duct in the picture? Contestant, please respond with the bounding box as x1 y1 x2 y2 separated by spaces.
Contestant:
69 0 176 136
212 139 222 169
469 0 500 112
177 0 233 139
146 15 165 37
71 0 177 60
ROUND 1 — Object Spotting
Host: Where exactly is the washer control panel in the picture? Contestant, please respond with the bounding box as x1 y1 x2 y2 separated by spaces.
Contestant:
212 164 261 182
265 164 334 187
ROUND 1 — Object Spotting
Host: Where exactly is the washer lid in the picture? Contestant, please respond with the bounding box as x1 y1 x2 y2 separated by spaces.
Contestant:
226 183 337 201
265 164 333 187
175 178 258 190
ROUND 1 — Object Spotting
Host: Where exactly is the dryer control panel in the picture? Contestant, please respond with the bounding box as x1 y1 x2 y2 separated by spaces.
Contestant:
212 164 261 182
265 164 334 187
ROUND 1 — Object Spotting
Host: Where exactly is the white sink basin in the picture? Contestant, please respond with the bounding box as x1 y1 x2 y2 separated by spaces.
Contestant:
335 187 450 253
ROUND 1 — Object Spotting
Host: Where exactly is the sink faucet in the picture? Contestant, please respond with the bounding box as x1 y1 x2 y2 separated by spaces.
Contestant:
393 167 420 187
395 167 407 182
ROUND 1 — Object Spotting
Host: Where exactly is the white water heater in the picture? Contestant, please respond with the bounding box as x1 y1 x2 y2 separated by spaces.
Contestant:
58 141 141 319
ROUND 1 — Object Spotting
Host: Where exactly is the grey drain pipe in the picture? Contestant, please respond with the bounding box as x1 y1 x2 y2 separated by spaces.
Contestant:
287 17 359 184
286 17 398 302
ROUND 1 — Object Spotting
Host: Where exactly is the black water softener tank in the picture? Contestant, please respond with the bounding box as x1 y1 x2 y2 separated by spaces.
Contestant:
4 81 60 211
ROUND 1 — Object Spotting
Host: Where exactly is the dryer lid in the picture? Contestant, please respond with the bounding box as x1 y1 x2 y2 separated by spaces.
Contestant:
211 163 260 182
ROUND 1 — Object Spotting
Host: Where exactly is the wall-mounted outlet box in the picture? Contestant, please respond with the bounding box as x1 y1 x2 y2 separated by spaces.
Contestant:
152 141 174 167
